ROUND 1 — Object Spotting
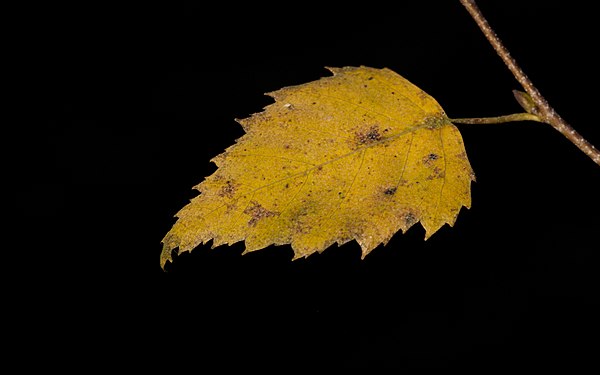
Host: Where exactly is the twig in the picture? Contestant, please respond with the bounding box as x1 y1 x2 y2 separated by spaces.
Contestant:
459 0 600 167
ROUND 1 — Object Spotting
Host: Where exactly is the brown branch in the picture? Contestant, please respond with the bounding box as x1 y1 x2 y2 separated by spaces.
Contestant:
459 0 600 167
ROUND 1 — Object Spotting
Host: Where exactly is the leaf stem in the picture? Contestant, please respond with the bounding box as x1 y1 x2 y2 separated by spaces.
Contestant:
451 113 541 125
459 0 600 167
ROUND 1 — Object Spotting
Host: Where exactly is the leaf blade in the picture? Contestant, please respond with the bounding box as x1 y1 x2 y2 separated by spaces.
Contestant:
161 66 475 268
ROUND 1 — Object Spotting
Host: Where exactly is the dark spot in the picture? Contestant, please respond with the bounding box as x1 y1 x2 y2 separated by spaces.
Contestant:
285 183 289 188
366 128 381 141
368 76 374 80
244 201 278 226
284 144 290 149
426 166 445 180
363 84 368 88
391 91 395 95
383 187 397 195
355 124 382 145
423 153 440 166
218 180 236 198
291 208 311 235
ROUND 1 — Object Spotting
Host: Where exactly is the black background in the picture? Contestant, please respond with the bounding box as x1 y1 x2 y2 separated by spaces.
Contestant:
18 0 599 371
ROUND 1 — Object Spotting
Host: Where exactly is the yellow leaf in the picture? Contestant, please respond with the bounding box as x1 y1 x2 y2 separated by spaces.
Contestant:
161 66 475 269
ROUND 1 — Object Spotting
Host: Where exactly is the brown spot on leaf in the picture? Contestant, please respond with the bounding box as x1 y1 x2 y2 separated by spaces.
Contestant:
218 180 237 198
423 153 440 165
383 186 397 195
292 213 311 235
355 124 382 145
244 201 278 226
426 166 445 180
289 204 315 235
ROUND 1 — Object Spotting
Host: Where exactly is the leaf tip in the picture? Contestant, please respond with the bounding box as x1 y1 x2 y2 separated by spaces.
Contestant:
160 246 174 271
160 233 181 271
291 253 304 261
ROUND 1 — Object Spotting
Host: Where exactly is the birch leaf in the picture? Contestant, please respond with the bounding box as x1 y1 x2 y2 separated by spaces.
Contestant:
161 66 475 269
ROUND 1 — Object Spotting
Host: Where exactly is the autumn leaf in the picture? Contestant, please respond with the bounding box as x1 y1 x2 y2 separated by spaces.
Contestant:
161 66 475 269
